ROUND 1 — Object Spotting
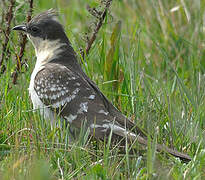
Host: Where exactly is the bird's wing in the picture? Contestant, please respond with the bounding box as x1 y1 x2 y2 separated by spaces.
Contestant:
83 74 146 137
34 62 136 139
34 62 191 161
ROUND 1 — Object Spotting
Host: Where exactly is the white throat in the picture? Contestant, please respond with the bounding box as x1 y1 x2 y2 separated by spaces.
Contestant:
27 35 66 66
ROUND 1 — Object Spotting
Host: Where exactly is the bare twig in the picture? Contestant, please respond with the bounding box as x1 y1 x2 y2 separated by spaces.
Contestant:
83 0 113 58
12 0 33 84
86 5 103 19
0 0 15 73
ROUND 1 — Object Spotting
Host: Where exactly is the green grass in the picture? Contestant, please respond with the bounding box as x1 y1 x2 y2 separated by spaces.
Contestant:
1 0 205 179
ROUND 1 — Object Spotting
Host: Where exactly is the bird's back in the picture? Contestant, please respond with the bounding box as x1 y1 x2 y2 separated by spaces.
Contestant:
32 61 145 141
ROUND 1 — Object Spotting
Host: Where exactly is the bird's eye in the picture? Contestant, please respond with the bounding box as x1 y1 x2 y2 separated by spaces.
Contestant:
31 26 40 33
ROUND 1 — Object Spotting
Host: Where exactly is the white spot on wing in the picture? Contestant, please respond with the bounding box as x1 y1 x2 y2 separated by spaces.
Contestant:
90 124 102 129
57 87 62 91
65 114 77 123
50 87 57 91
36 86 40 90
98 109 109 115
90 123 109 132
90 122 136 138
108 123 136 138
77 102 88 114
61 91 66 96
75 82 80 86
88 95 95 100
73 88 80 94
68 76 76 80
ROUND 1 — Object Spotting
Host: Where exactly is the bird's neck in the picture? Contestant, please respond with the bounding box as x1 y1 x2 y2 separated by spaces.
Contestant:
33 37 83 77
34 39 69 66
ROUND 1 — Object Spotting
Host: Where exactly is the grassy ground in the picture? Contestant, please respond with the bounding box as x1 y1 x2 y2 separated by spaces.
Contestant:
1 0 205 179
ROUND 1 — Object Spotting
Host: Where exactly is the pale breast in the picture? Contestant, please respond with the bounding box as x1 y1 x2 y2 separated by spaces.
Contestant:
28 63 56 125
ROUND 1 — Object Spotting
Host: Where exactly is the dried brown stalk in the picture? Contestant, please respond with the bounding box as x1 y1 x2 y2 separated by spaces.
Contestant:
12 0 33 84
84 0 113 58
0 0 15 73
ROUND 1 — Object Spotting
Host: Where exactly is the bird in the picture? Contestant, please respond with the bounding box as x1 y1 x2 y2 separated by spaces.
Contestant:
13 9 191 161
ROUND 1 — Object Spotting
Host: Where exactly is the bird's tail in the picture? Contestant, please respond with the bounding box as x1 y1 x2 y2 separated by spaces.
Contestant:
134 134 191 162
109 123 191 162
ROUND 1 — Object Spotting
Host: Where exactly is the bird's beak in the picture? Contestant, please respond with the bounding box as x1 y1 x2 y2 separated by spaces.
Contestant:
12 25 27 32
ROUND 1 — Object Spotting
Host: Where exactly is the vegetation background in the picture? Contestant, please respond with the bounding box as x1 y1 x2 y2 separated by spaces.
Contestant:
0 0 205 179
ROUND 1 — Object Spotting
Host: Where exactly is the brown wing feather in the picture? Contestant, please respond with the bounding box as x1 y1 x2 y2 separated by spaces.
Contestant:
34 63 136 139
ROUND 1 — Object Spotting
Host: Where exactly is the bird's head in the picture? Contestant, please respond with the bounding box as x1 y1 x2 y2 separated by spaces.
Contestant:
13 9 69 56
